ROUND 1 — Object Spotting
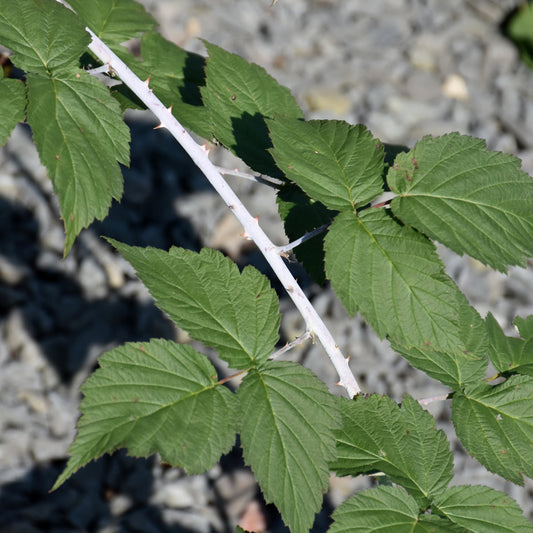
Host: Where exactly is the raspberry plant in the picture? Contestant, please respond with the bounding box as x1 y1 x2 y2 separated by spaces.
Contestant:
1 1 533 531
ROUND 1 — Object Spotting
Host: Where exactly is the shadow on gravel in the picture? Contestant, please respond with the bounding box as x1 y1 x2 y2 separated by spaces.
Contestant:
0 119 215 382
0 454 200 533
0 120 212 531
0 117 326 532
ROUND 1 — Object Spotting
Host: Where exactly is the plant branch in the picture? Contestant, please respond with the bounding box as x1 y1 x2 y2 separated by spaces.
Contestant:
276 223 330 255
369 199 392 209
87 64 111 75
417 393 451 407
216 166 284 187
271 332 312 359
85 29 361 397
218 369 247 386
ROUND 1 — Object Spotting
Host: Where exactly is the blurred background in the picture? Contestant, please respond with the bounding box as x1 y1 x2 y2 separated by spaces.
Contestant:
1 0 533 531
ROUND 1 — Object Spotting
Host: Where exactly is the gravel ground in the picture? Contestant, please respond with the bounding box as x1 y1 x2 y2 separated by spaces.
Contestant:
1 0 533 531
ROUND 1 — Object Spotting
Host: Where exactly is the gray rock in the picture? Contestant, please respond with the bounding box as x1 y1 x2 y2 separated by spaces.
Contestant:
0 255 30 285
152 475 210 509
4 310 47 371
404 70 443 102
214 469 257 521
31 437 69 463
109 493 134 516
78 257 108 299
46 392 77 438
160 507 222 533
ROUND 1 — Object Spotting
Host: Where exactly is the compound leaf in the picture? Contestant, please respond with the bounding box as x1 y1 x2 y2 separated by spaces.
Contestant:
486 313 533 377
202 41 303 178
0 0 89 72
433 485 533 532
0 0 129 255
110 241 281 370
0 78 25 147
238 361 339 533
388 133 533 272
269 118 384 211
452 375 533 485
53 339 238 489
27 73 128 255
331 395 453 507
67 0 156 46
277 184 336 285
325 209 469 354
330 486 463 533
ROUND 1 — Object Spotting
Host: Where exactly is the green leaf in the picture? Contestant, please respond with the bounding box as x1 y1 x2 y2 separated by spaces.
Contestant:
388 133 533 272
106 32 211 138
391 345 486 392
0 0 129 254
452 375 533 485
325 209 469 353
67 0 156 45
390 303 488 391
331 395 453 506
277 184 336 285
505 3 533 70
330 486 463 533
269 118 384 210
109 241 281 370
27 73 128 255
0 0 90 72
136 32 211 139
238 361 340 533
434 485 533 532
53 339 238 489
383 143 410 169
515 314 533 338
486 313 533 377
202 41 303 178
0 78 25 147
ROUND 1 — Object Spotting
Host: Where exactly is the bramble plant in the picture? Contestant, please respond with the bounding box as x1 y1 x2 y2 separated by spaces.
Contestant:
1 0 533 531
